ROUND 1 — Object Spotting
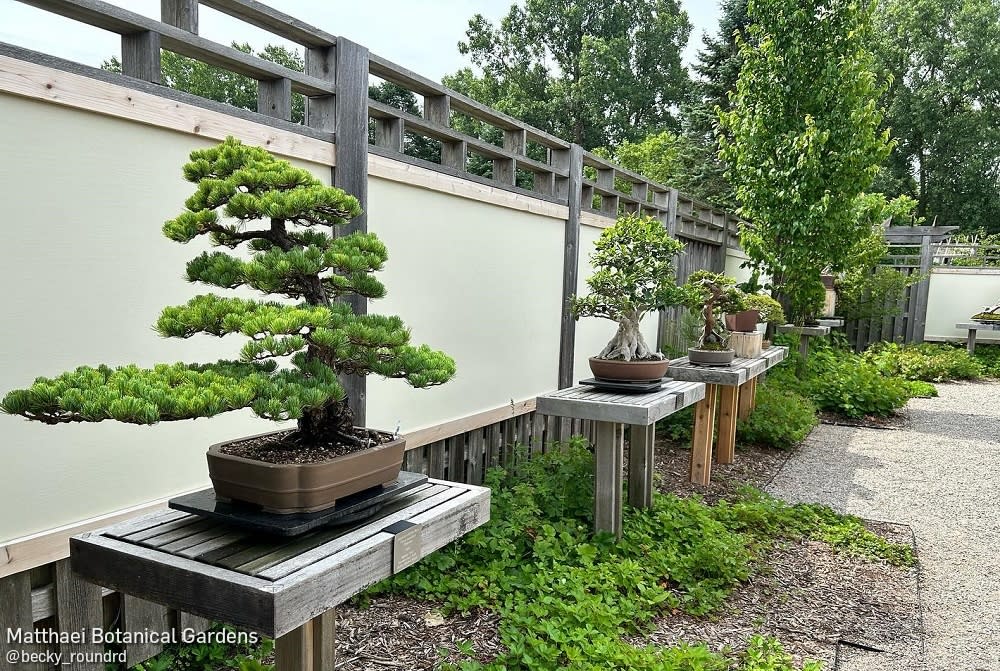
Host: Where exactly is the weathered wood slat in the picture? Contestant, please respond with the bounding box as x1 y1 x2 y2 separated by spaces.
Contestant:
54 559 104 670
0 571 46 671
256 485 461 580
133 518 220 546
200 0 338 48
240 484 449 577
115 514 206 542
123 595 170 665
18 0 336 95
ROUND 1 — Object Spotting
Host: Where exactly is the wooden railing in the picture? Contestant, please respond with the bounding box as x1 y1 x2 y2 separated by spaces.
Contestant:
932 243 1000 268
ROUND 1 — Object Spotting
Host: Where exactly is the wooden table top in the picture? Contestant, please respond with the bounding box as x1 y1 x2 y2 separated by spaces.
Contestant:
667 346 788 387
536 378 705 426
957 322 1000 330
70 479 490 638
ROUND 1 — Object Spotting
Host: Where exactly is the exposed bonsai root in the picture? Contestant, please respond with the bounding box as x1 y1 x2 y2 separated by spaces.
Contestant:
598 319 663 361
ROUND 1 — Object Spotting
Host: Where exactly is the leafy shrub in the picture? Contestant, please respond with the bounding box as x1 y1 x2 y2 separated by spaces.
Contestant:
973 344 1000 377
904 380 938 398
366 442 908 670
807 351 911 418
737 382 818 449
769 336 916 418
863 342 983 381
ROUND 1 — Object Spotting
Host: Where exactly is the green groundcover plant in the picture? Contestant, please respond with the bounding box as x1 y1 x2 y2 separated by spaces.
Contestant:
362 441 913 670
1 138 455 449
862 343 984 382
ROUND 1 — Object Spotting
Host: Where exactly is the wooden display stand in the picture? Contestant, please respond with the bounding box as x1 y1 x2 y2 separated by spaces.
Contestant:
70 480 491 671
536 379 706 538
668 347 788 485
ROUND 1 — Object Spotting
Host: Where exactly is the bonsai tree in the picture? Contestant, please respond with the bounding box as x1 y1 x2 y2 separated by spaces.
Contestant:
571 214 686 361
741 293 785 325
972 300 1000 323
683 271 743 350
1 137 456 452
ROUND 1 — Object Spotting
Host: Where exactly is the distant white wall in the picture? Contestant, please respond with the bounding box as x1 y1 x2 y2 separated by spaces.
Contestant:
364 176 564 434
725 248 754 285
573 222 661 382
925 269 1000 344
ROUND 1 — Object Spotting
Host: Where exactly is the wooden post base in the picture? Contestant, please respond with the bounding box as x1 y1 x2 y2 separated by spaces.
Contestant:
627 424 655 509
737 379 753 420
594 421 624 538
968 328 977 354
716 385 738 465
690 384 718 485
276 609 336 671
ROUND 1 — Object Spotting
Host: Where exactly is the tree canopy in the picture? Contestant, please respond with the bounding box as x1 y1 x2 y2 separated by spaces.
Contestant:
873 0 1000 232
449 0 692 150
719 0 893 322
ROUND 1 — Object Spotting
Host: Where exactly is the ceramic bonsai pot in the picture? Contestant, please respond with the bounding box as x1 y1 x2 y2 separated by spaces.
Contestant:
207 429 406 514
725 310 760 332
588 356 669 382
688 347 735 366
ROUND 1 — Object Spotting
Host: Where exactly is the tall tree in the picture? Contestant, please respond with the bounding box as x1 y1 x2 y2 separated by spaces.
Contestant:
719 0 893 322
689 0 750 138
874 0 1000 232
451 0 692 150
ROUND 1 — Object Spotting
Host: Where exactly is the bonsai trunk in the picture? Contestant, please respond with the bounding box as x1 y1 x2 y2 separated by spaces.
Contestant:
296 398 377 448
598 313 659 361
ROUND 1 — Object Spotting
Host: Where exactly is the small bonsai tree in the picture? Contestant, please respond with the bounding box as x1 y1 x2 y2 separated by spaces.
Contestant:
683 271 743 351
1 138 455 451
571 214 686 361
972 300 1000 323
741 293 785 325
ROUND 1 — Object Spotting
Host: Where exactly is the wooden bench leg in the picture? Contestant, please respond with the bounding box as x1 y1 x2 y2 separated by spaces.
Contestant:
717 386 738 465
749 377 758 411
594 421 624 539
276 608 336 671
968 329 977 354
627 424 655 509
737 380 753 420
690 384 717 485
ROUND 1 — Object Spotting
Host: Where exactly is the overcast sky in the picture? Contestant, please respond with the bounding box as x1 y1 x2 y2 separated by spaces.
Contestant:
0 0 721 81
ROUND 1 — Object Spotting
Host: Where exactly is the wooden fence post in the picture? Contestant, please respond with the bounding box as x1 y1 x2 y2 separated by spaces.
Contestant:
657 188 680 352
161 0 198 32
329 38 370 424
555 144 583 390
913 234 933 343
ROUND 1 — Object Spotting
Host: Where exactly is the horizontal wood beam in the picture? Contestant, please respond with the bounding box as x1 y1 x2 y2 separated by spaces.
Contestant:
15 0 335 95
368 99 565 177
199 0 337 48
368 52 569 150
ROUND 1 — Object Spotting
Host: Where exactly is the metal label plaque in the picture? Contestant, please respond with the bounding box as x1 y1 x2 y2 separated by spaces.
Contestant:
383 520 423 573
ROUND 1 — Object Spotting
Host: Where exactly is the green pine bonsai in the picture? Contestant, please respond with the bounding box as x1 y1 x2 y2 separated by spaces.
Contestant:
1 137 456 451
570 214 687 361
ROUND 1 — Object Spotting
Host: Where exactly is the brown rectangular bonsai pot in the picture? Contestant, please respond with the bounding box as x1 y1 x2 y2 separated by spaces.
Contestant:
207 429 406 514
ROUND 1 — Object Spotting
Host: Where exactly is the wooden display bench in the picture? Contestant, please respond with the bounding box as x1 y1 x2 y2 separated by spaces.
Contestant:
667 347 788 485
956 322 1000 354
536 379 705 538
70 480 490 671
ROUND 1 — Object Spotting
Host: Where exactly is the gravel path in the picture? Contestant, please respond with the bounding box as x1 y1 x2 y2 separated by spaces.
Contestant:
768 380 1000 671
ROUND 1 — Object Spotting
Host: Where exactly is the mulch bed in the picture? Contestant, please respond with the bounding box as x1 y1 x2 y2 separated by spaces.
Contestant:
331 436 922 670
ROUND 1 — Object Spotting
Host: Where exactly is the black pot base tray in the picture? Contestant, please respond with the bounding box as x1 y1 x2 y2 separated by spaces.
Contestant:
579 377 664 393
168 471 428 537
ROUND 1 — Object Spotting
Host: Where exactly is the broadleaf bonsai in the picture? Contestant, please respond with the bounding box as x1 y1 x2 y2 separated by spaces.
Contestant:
570 214 686 361
683 271 743 351
1 137 456 451
741 293 785 325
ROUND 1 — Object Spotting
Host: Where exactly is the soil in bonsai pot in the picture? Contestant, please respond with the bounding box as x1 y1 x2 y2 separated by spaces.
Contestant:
221 428 396 464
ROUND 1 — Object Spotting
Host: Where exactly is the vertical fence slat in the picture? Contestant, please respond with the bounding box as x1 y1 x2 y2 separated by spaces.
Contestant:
446 435 465 482
54 560 104 670
555 144 583 389
0 571 46 671
123 595 170 666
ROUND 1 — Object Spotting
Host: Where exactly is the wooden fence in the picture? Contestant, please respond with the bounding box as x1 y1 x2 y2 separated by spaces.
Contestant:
846 226 958 351
0 0 742 665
